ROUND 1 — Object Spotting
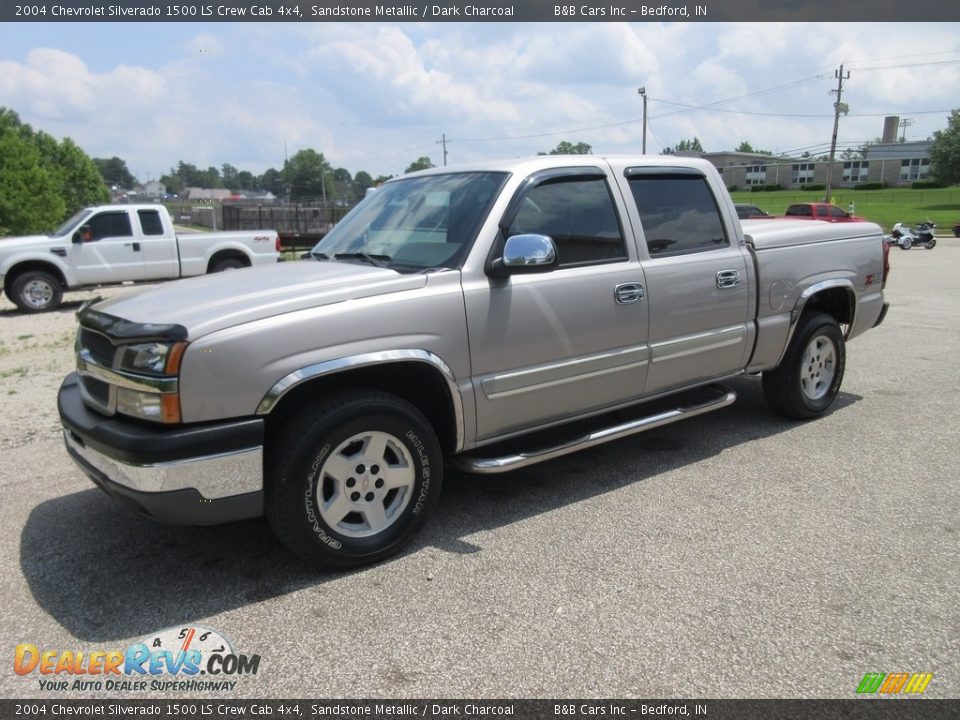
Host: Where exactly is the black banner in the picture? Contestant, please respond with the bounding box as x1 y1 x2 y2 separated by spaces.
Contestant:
2 0 958 23
1 700 958 720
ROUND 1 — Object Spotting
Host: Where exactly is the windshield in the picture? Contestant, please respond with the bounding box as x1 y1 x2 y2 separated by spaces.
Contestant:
51 208 94 238
311 171 508 271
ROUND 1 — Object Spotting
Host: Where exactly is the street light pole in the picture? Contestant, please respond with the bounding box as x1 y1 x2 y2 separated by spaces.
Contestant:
638 87 648 154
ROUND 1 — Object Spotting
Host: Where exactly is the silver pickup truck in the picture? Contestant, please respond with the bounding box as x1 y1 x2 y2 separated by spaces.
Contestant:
58 156 888 567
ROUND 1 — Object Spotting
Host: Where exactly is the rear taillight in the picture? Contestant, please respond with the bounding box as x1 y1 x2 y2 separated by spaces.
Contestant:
882 238 891 289
275 235 282 253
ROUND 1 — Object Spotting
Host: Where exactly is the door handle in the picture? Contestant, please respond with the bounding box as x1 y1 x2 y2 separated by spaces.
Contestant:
614 282 645 304
716 269 740 289
124 242 142 252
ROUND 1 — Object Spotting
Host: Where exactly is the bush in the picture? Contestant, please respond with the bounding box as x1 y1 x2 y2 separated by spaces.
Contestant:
854 181 886 190
911 179 945 189
726 185 738 192
763 184 782 192
801 183 825 192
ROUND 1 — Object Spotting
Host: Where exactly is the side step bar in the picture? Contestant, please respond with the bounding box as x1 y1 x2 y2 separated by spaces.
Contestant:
453 384 737 475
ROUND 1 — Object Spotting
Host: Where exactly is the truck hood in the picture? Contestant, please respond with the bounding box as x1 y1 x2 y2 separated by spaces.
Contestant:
0 235 56 251
90 261 430 339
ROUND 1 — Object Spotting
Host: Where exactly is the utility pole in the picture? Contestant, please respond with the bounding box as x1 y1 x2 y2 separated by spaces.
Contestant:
436 133 449 166
638 87 648 154
823 64 850 204
898 118 914 142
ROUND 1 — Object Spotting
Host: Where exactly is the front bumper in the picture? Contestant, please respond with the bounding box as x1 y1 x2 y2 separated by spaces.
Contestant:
58 373 264 525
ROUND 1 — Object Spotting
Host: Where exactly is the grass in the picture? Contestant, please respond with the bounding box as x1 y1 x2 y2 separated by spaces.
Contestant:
729 187 960 233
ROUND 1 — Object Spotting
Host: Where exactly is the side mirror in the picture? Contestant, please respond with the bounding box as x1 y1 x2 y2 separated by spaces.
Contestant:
488 234 558 277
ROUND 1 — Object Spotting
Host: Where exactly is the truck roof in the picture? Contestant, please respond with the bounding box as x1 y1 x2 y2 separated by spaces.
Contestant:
400 154 719 178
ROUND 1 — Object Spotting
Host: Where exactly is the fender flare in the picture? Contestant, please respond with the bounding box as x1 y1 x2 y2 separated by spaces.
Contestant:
255 349 465 452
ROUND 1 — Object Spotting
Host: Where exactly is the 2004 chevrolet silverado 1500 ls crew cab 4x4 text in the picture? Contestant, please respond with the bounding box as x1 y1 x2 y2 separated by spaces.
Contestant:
58 157 889 567
0 204 281 313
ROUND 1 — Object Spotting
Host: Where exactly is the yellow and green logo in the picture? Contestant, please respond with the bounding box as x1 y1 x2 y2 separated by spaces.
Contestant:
857 672 933 695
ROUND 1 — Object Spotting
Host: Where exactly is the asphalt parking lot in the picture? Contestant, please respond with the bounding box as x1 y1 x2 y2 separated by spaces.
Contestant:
0 240 957 700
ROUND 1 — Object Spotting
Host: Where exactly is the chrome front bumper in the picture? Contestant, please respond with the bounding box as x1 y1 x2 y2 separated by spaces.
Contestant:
58 373 264 525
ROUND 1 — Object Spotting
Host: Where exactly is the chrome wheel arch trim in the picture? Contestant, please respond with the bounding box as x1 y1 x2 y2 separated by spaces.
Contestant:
777 279 856 367
255 349 465 452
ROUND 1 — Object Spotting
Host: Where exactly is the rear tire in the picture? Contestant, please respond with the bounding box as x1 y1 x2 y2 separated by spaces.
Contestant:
763 312 845 420
210 258 245 272
9 270 63 313
265 390 443 568
926 238 936 249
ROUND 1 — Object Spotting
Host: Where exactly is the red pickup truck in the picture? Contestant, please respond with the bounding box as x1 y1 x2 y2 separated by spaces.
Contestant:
785 203 863 222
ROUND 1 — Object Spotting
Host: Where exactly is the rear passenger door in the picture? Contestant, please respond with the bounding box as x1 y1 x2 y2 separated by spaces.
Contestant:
618 166 753 395
137 208 180 279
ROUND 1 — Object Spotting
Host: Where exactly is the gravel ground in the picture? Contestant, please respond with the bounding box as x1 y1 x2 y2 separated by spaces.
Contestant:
0 242 957 701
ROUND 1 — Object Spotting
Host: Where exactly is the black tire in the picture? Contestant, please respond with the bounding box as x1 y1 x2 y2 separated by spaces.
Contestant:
926 238 936 249
900 237 912 250
763 312 846 420
9 270 63 313
266 390 443 568
209 257 245 272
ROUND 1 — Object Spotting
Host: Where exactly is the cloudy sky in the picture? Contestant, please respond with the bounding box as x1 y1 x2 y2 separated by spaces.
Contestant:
1 21 958 182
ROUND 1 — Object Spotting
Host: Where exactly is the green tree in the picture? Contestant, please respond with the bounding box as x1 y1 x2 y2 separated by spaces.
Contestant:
662 137 704 155
258 168 284 196
220 163 239 189
284 149 331 200
93 156 137 188
354 171 374 193
41 135 110 213
538 140 593 155
235 170 256 191
330 167 356 203
0 108 107 235
930 109 960 185
405 156 435 173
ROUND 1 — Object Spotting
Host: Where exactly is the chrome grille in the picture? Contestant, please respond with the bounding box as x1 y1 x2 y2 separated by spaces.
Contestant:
81 376 110 406
79 329 116 368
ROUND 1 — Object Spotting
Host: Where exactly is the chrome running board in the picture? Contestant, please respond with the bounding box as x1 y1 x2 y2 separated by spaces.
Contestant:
453 384 737 475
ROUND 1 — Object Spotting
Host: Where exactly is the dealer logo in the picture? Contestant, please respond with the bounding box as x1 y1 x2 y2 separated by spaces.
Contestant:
14 626 261 693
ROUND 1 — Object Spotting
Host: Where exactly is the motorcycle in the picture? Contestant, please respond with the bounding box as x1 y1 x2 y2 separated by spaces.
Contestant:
915 220 936 249
891 221 936 250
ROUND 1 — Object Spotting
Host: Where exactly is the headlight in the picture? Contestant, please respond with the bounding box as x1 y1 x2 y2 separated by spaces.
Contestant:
113 341 187 423
115 342 186 376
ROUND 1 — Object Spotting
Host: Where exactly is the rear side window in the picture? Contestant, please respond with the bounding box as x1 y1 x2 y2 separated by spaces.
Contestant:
138 209 165 236
628 174 728 257
87 212 133 240
786 204 812 217
505 176 625 267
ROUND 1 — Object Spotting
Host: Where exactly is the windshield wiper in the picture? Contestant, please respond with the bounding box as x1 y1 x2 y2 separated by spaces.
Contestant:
334 252 392 267
310 251 330 260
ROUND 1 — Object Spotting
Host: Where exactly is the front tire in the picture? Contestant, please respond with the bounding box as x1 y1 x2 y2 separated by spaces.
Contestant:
926 238 936 249
763 312 846 420
9 270 63 313
266 390 443 568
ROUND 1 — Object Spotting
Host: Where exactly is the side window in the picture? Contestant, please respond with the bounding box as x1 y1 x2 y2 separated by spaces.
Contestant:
816 206 829 218
505 177 625 267
786 205 811 217
628 175 728 257
86 212 132 240
138 210 165 236
828 206 847 218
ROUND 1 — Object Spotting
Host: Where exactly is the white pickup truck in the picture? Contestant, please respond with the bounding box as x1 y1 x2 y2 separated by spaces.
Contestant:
0 204 280 312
